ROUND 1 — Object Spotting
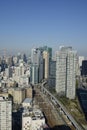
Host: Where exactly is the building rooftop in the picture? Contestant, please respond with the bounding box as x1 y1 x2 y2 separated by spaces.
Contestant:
23 98 32 103
0 96 11 101
22 108 44 120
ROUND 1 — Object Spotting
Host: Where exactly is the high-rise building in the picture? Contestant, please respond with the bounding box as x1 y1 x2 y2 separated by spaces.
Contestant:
39 52 43 82
30 46 52 84
79 56 85 67
6 56 14 66
56 50 67 95
14 65 25 77
48 60 56 87
42 46 52 60
0 96 12 130
30 48 43 84
43 51 49 79
30 64 39 84
31 48 41 65
5 66 12 78
13 56 18 65
22 53 27 63
81 60 87 76
17 52 22 63
56 46 77 99
40 46 52 79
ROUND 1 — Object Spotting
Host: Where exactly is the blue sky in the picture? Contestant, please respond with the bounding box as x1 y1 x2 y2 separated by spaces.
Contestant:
0 0 87 55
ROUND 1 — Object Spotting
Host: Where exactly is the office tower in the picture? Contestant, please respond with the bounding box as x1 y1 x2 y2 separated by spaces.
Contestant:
75 56 80 76
39 51 44 82
13 56 18 65
40 46 52 79
5 56 14 66
48 60 56 87
30 48 43 84
5 66 12 78
0 56 2 64
0 96 12 130
79 56 85 67
41 46 52 60
0 66 1 72
17 52 21 63
81 60 87 76
19 65 25 76
30 64 39 84
43 51 49 79
56 46 77 99
56 50 67 95
14 65 25 77
31 48 41 65
22 53 27 63
66 49 77 99
1 59 8 71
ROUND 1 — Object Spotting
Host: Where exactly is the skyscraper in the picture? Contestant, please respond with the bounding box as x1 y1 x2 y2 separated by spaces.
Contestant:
56 46 77 99
81 60 87 76
43 51 49 79
39 46 52 79
48 60 56 88
79 56 84 67
39 46 52 60
30 64 39 84
30 48 43 84
43 46 52 60
0 97 12 130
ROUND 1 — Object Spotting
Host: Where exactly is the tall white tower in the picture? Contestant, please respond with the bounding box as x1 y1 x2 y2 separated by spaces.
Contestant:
0 97 12 130
43 51 49 79
56 46 77 99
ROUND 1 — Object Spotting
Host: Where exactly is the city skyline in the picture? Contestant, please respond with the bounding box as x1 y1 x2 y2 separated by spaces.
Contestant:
0 0 87 56
0 44 87 129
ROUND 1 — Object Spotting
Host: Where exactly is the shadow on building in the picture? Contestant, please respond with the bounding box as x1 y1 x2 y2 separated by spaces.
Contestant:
77 88 87 120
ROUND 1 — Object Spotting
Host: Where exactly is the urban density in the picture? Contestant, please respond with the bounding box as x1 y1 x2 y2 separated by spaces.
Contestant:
0 1 87 130
0 45 87 130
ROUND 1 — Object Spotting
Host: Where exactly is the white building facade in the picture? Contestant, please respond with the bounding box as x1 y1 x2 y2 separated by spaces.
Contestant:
0 97 12 130
43 51 49 79
22 109 45 130
56 46 77 99
79 56 84 67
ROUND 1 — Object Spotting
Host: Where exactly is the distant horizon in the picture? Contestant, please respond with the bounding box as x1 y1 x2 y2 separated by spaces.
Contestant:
0 0 87 56
0 45 87 58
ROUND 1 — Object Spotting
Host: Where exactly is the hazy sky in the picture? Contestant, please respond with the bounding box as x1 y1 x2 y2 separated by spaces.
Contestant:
0 0 87 55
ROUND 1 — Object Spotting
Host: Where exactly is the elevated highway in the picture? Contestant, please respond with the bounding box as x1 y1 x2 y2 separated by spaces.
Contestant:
38 81 85 130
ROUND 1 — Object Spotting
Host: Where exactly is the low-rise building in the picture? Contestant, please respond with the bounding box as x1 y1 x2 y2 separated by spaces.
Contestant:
22 108 45 130
25 86 32 98
22 98 32 108
13 88 25 104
